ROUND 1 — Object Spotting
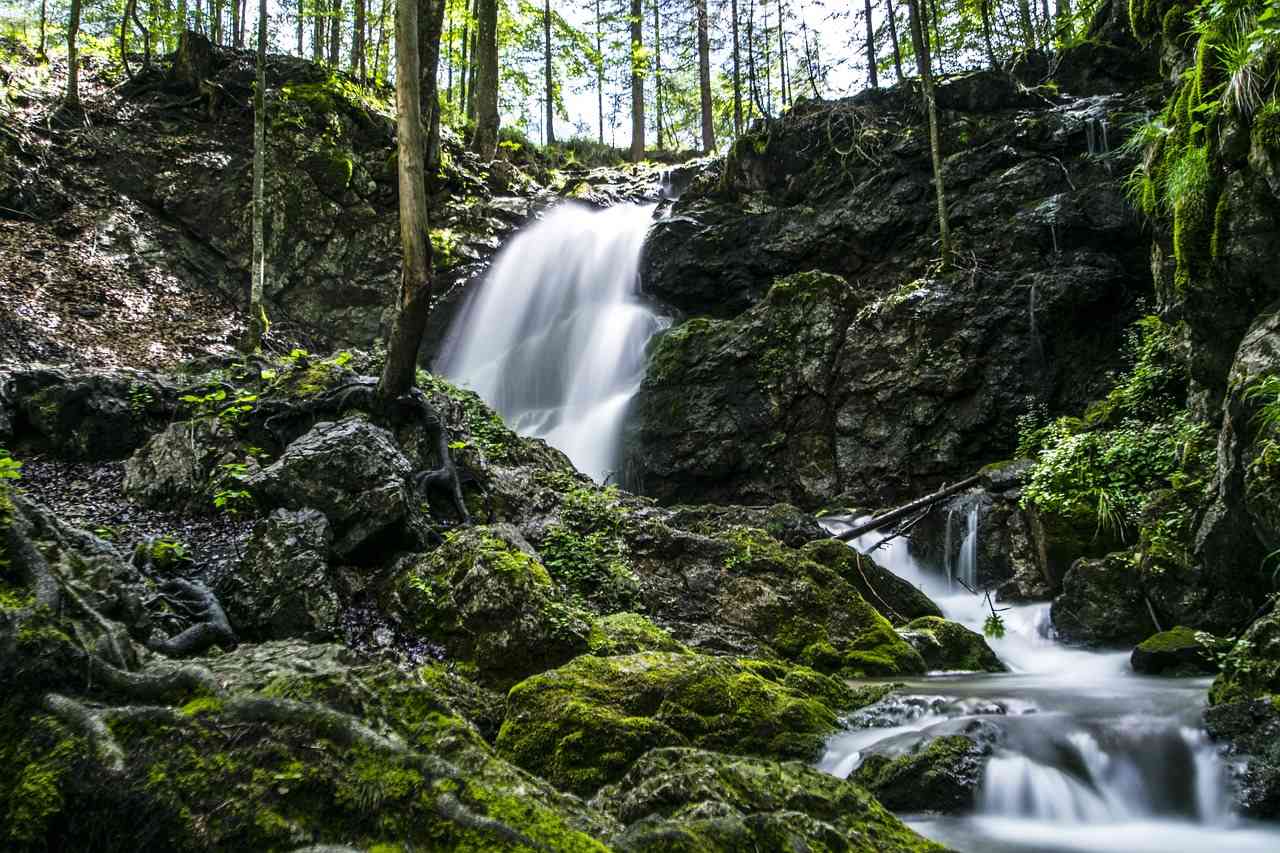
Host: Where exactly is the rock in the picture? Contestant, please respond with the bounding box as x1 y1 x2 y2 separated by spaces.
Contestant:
123 417 238 510
804 538 943 624
587 613 689 656
663 502 828 548
1208 608 1280 706
592 748 946 853
1051 552 1158 646
221 508 339 640
902 616 1005 673
390 524 590 688
245 418 419 558
496 652 855 796
852 733 992 814
1204 697 1280 819
1130 626 1216 676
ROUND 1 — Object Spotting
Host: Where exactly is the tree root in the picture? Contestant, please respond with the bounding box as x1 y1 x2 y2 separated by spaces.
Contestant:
145 577 236 658
42 692 126 774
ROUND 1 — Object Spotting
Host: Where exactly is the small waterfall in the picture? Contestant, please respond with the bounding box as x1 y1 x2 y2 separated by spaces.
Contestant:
944 500 980 591
435 202 664 481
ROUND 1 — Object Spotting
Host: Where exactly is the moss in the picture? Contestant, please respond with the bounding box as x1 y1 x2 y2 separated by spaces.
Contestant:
765 270 850 307
905 616 1006 672
307 147 355 197
646 317 725 385
1253 98 1280 151
1211 188 1231 260
852 735 984 813
587 613 688 656
419 372 522 462
178 696 225 717
496 652 848 796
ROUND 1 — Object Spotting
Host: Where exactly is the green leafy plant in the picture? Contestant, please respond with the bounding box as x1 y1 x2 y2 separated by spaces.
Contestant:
983 613 1006 639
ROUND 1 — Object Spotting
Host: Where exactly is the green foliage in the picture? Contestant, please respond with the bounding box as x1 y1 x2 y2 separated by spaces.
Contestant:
179 387 258 426
0 448 20 572
212 463 255 516
983 613 1007 639
539 486 639 612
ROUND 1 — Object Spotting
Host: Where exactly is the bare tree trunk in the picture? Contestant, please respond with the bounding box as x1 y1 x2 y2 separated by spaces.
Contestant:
747 0 766 118
38 0 48 59
799 17 820 96
313 0 324 61
885 0 903 82
629 0 644 161
595 0 604 144
466 0 478 121
470 0 499 159
420 0 446 170
544 0 554 145
296 0 304 56
329 0 342 65
239 0 248 47
214 0 223 45
696 0 714 153
459 0 469 110
380 0 433 398
352 0 364 77
231 0 240 48
375 0 388 81
652 0 662 150
777 0 788 107
120 0 137 81
244 0 268 353
979 0 996 67
67 0 82 107
862 0 877 88
731 0 741 135
1017 0 1035 53
906 0 950 268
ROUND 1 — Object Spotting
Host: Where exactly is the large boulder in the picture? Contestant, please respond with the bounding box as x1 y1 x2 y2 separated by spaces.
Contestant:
496 652 856 796
1208 608 1280 706
245 418 420 557
1051 552 1158 646
390 524 590 687
123 417 239 510
852 732 992 814
1204 697 1280 819
901 617 1005 673
1130 626 1216 676
592 748 946 853
221 508 339 640
804 538 943 624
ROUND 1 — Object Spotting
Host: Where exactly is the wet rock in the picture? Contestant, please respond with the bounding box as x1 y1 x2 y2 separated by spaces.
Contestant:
1208 608 1280 706
1051 552 1157 646
496 651 856 796
587 612 689 656
244 418 420 558
592 747 946 853
1130 626 1216 676
221 508 339 640
389 524 590 688
852 732 993 814
122 417 238 510
1204 697 1280 819
804 538 943 624
902 616 1005 673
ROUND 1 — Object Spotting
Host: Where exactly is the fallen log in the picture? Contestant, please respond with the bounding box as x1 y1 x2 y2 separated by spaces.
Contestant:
830 474 982 542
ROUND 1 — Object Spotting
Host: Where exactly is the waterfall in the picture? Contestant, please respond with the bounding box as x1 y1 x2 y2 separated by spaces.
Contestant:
944 501 980 591
435 202 664 482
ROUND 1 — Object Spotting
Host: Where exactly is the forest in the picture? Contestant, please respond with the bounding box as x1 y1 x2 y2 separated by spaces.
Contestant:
1 0 1280 851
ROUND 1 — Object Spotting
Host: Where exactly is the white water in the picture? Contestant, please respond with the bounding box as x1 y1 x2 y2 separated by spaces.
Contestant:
816 514 1280 853
435 202 664 482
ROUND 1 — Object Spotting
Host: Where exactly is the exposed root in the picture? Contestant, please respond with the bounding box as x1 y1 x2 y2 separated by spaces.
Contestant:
87 657 221 702
145 577 236 658
42 692 126 774
435 791 550 851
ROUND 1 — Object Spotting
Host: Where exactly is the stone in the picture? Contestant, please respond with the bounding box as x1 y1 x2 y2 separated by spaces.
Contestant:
852 732 992 814
1204 697 1280 819
245 418 418 558
123 417 238 510
592 748 946 853
1130 626 1216 676
1051 552 1158 646
221 508 339 640
902 616 1006 673
586 613 689 656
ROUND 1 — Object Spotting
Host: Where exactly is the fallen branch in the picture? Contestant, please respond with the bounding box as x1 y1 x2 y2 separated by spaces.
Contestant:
831 475 981 542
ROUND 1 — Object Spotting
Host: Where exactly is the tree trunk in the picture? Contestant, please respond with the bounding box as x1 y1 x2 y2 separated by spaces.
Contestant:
731 0 741 135
466 0 478 121
747 0 765 118
777 0 788 107
380 0 434 399
244 0 268 353
470 0 499 159
375 0 388 81
696 0 714 153
1017 0 1035 53
420 0 446 170
296 0 304 57
352 0 364 78
329 0 342 65
67 0 82 107
544 0 554 145
120 0 136 81
980 0 996 67
595 0 604 145
39 0 48 59
214 0 223 45
652 0 662 150
458 0 469 110
1057 0 1073 41
906 0 951 268
313 0 325 61
862 0 877 89
230 0 239 47
885 0 903 82
629 0 644 161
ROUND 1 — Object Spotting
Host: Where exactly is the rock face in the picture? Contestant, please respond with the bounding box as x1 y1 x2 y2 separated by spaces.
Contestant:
221 508 339 640
123 417 238 510
592 748 946 853
245 418 419 558
629 73 1160 507
902 617 1005 673
495 652 854 796
1130 626 1215 676
1051 552 1158 646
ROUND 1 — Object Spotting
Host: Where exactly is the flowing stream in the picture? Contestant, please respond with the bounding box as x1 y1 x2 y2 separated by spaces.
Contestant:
817 514 1280 853
435 202 664 481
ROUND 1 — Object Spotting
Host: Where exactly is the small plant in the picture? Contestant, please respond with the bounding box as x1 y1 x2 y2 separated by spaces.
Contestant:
128 383 155 419
983 613 1007 639
211 463 255 516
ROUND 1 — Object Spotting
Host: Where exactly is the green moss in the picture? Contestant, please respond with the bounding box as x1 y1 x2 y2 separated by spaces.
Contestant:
1253 98 1280 150
419 372 522 462
646 317 725 384
765 270 849 306
310 147 354 196
1136 625 1201 653
904 616 1006 672
538 486 639 612
587 613 688 656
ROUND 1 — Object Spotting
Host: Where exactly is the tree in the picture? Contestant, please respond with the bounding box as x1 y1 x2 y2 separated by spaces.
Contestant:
244 0 269 353
313 0 326 61
885 0 903 82
731 0 742 135
66 0 82 107
595 0 605 144
329 0 344 64
353 0 366 79
905 0 950 268
652 0 662 149
862 0 877 89
420 0 446 169
628 0 644 161
544 0 555 145
471 0 499 158
696 0 713 152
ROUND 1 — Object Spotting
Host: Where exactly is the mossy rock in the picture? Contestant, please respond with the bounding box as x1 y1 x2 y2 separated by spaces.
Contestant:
593 747 946 852
496 652 855 796
587 613 689 656
804 538 944 624
305 147 355 200
902 617 1006 673
1131 626 1216 676
852 734 990 814
392 524 590 688
1209 609 1280 705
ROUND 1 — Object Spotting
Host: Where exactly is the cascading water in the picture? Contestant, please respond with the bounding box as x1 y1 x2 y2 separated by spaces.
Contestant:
815 514 1280 853
435 202 664 482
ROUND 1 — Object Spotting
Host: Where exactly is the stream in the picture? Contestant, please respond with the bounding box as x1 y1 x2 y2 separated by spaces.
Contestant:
818 516 1280 852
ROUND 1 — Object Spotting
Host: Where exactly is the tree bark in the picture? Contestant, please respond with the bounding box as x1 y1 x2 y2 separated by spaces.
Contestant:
67 0 82 107
544 0 554 145
329 0 343 65
652 0 662 150
696 0 714 153
906 0 951 268
628 0 644 161
352 0 365 78
296 0 304 57
230 0 239 48
470 0 499 159
1017 0 1035 53
380 0 434 398
777 0 788 107
862 0 877 89
731 0 742 135
595 0 604 144
458 0 469 110
885 0 903 82
244 0 269 354
420 0 446 171
830 476 981 541
38 0 48 59
313 0 325 61
214 0 223 45
979 0 996 67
